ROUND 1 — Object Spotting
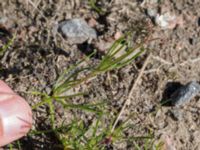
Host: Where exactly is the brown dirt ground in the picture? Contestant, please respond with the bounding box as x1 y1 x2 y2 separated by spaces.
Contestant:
0 0 200 150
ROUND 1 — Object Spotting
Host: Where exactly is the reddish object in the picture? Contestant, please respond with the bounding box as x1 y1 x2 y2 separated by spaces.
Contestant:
0 80 32 147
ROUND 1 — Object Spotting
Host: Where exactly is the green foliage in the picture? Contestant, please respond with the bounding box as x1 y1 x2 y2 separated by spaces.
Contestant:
57 116 128 150
53 35 145 97
88 0 104 14
0 34 15 56
30 34 151 149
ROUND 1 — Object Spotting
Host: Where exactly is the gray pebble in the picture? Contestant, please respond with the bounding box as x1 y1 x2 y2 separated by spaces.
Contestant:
58 18 97 44
170 81 200 107
147 8 158 18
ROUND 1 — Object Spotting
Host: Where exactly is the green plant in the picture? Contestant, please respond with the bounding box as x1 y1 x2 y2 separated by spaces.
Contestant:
30 115 154 150
57 116 133 150
30 34 152 149
32 34 145 117
0 34 15 56
53 36 145 96
88 0 104 14
8 141 21 150
0 34 15 70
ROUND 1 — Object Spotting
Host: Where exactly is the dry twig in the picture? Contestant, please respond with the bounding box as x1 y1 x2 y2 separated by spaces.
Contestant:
26 0 45 18
111 54 152 132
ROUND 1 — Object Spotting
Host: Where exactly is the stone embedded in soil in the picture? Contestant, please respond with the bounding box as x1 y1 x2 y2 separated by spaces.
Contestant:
155 12 184 29
0 17 8 24
147 8 158 18
170 81 200 107
155 12 177 29
141 0 158 17
141 1 183 29
58 18 97 44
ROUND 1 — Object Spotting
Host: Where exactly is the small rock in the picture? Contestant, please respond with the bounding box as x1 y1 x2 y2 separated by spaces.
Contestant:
155 12 176 29
88 17 98 27
0 17 8 24
140 0 158 17
94 39 114 52
58 18 97 44
170 81 200 107
147 8 158 18
114 31 122 40
155 12 183 29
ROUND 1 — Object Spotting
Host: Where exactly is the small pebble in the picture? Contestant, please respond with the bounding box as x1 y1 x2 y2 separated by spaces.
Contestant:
156 12 184 29
155 12 177 29
141 0 158 18
114 31 122 40
58 18 97 44
147 8 158 17
170 81 200 107
0 17 8 24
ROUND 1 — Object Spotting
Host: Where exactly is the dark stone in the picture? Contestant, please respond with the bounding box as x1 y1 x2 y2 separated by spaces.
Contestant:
162 81 200 107
171 81 200 107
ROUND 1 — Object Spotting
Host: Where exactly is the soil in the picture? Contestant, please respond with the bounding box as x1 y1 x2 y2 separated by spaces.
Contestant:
0 0 200 150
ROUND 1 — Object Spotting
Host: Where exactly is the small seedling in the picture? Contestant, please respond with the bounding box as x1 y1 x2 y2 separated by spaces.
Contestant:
29 34 153 149
88 0 104 14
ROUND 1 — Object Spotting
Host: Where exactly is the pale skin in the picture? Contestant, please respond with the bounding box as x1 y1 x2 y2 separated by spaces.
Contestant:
0 80 32 147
